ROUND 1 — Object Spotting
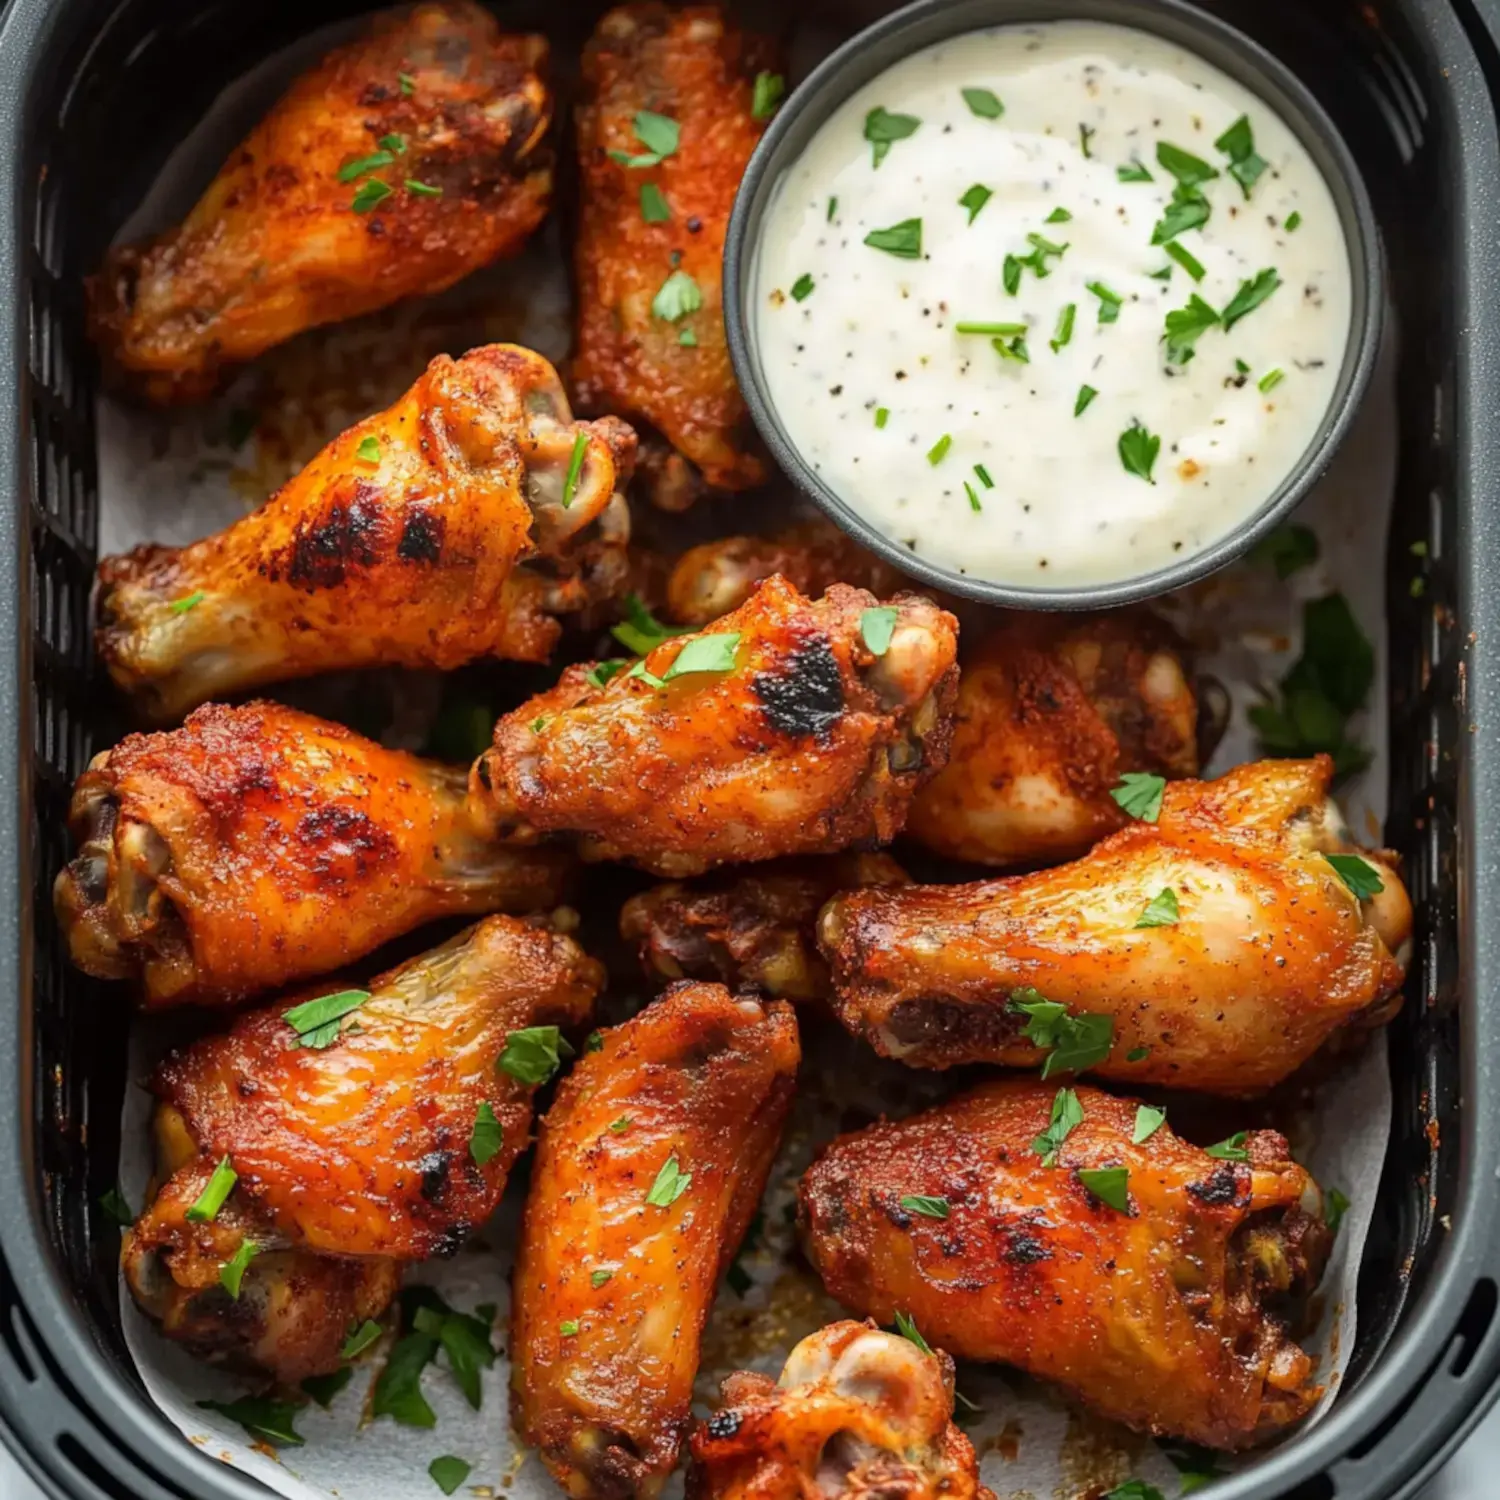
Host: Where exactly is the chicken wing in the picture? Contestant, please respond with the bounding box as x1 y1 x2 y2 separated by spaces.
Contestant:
55 700 574 1008
572 3 773 495
123 913 600 1380
799 1081 1330 1450
510 982 799 1500
664 522 906 627
689 1322 990 1500
88 2 553 403
818 756 1411 1095
470 577 959 877
907 610 1200 867
620 853 907 1001
97 345 635 721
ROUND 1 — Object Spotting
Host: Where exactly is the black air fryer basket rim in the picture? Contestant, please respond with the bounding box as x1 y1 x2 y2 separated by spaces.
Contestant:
0 0 1498 1496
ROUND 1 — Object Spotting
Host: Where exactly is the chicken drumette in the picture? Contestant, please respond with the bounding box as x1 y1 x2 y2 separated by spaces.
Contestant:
55 700 574 1008
89 2 553 403
819 756 1411 1095
572 3 774 497
511 982 799 1500
907 609 1201 867
469 578 959 876
97 345 635 721
800 1081 1330 1451
689 1322 991 1500
123 914 601 1381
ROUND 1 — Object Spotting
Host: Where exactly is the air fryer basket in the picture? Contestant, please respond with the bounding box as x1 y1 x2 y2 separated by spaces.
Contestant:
0 0 1496 1496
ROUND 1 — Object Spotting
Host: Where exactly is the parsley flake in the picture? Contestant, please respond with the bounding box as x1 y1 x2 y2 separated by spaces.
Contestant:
640 182 670 223
751 72 785 121
927 434 952 465
864 218 922 258
962 87 1003 119
1111 771 1166 821
169 590 205 615
1117 421 1161 483
1031 1086 1084 1166
899 1194 950 1219
284 988 370 1048
1135 887 1180 928
198 1396 303 1448
470 1102 503 1166
497 1026 574 1085
652 269 702 321
1132 1105 1166 1145
355 435 381 464
1205 1131 1250 1161
864 106 920 167
1078 1166 1131 1212
790 273 814 302
1009 988 1114 1078
1326 853 1385 900
645 1154 692 1207
860 606 898 656
1075 384 1098 416
1051 302 1076 353
1221 268 1281 331
352 179 392 213
609 110 680 168
430 1457 472 1496
959 183 992 224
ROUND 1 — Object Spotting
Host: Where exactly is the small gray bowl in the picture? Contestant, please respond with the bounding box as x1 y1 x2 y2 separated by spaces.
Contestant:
723 0 1383 610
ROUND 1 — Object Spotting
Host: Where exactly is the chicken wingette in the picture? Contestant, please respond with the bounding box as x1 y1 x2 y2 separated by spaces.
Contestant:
122 914 601 1381
799 1081 1330 1451
89 2 553 403
689 1321 991 1500
96 345 635 721
818 756 1411 1095
470 577 959 877
907 609 1200 867
620 853 907 1001
572 3 773 496
55 700 574 1008
511 982 799 1500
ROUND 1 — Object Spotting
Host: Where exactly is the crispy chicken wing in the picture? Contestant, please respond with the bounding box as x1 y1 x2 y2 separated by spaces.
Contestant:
470 578 959 876
97 345 635 721
665 523 906 627
907 610 1200 867
689 1322 991 1500
819 756 1411 1095
88 2 553 403
123 913 599 1379
621 854 907 1001
799 1081 1330 1450
55 701 574 1008
572 4 773 494
511 982 800 1500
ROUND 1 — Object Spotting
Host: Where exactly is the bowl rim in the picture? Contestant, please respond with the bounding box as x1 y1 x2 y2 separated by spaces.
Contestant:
722 0 1385 610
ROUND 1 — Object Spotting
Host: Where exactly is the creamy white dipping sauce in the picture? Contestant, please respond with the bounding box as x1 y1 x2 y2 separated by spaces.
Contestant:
752 21 1354 587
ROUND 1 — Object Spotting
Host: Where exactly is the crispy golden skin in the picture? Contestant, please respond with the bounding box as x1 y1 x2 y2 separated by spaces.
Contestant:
665 523 906 627
88 2 553 403
799 1081 1330 1451
689 1322 991 1500
907 610 1200 867
471 577 959 877
511 982 800 1500
620 853 907 1001
96 345 635 722
123 914 599 1380
818 756 1411 1095
572 4 772 494
55 701 574 1008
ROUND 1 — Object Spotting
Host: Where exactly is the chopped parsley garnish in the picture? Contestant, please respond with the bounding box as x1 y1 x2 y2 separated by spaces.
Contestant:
528 715 549 735
497 1025 574 1085
1046 206 1073 223
1285 210 1302 231
992 335 1029 364
356 435 381 464
663 632 740 679
341 1319 384 1360
751 71 785 120
1117 158 1153 183
1221 268 1281 331
219 1239 258 1299
1215 114 1269 198
608 1116 632 1133
1163 293 1220 365
559 1320 580 1337
406 1289 497 1413
1326 853 1385 900
352 179 393 213
651 269 702 321
974 463 994 488
284 988 371 1048
640 182 670 222
893 1310 933 1354
168 591 205 615
301 1368 354 1407
1126 1045 1151 1062
379 133 407 153
406 179 441 197
1235 356 1251 373
1135 887 1180 928
1150 192 1210 246
955 320 1025 336
430 1457 473 1496
586 1030 604 1053
398 71 416 95
1079 122 1095 157
927 435 952 465
899 1194 950 1219
645 1153 692 1207
1160 1443 1227 1490
1050 302 1076 353
864 218 922 258
1205 1131 1250 1161
469 1102 503 1166
1103 1481 1165 1500
1132 1105 1166 1145
561 430 589 509
1156 141 1220 190
679 328 698 347
1117 420 1161 482
965 481 980 512
962 87 1003 119
1165 241 1206 281
338 150 395 182
609 110 680 168
1251 522 1319 579
1259 367 1285 393
590 1268 615 1289
860 606 898 656
198 1396 303 1448
958 183 993 224
1009 988 1114 1078
1326 1187 1351 1234
1075 384 1098 416
99 1187 133 1226
1087 280 1123 324
827 196 838 221
1031 1086 1084 1166
1078 1166 1131 1213
1111 770 1166 821
864 106 921 167
874 406 890 429
790 273 815 302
